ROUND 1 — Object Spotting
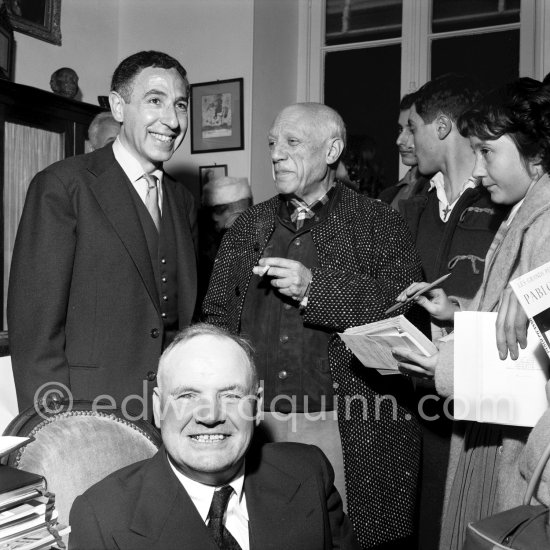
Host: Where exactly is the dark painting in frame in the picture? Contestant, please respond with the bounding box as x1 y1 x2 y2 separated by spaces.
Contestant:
5 0 62 46
199 164 228 188
0 5 14 80
190 78 243 154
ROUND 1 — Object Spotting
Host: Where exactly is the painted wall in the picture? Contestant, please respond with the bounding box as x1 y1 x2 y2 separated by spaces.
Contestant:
251 0 301 203
11 0 256 203
10 0 306 203
11 0 119 103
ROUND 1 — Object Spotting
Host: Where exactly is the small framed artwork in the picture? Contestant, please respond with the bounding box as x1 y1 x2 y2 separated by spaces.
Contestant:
0 6 14 80
190 78 244 154
199 165 228 187
5 0 62 45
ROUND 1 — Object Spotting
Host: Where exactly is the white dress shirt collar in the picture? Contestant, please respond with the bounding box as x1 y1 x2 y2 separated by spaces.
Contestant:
112 137 163 209
167 456 247 521
428 171 477 222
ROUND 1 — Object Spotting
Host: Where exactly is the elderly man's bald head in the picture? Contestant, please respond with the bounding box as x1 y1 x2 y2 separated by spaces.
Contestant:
275 103 347 149
268 102 346 203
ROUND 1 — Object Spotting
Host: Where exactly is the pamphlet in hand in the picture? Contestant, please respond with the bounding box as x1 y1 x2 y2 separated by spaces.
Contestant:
510 261 550 359
338 315 437 375
454 311 549 427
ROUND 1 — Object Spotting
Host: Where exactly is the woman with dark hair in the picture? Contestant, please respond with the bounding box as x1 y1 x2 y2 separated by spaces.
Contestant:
392 77 550 549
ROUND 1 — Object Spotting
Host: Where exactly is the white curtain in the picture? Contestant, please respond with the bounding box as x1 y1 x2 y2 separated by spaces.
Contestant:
4 122 64 327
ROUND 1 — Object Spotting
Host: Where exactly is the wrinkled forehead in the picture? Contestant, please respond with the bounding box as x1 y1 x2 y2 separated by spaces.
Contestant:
158 335 254 390
270 106 319 138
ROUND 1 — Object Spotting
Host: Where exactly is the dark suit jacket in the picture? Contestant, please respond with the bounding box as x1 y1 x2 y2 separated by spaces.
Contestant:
69 442 360 550
7 145 197 413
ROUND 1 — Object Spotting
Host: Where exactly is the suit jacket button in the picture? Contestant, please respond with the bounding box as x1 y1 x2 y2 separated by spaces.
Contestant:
253 242 260 251
146 371 157 382
151 328 160 338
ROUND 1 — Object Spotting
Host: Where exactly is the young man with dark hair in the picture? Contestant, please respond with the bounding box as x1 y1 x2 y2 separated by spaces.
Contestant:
399 73 509 549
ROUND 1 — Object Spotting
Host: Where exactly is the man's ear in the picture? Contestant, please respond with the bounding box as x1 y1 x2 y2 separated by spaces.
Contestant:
152 388 162 428
109 91 125 123
528 155 544 179
436 114 452 141
326 137 345 165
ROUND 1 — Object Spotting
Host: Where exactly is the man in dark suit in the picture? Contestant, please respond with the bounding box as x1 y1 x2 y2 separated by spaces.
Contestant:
8 51 197 417
69 324 359 550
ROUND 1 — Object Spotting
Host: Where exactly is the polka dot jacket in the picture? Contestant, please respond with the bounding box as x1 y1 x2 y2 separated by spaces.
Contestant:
202 182 423 549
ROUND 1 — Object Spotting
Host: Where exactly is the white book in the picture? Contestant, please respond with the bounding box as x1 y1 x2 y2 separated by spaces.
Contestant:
0 497 49 527
0 438 32 461
454 311 549 427
0 510 58 542
338 315 437 375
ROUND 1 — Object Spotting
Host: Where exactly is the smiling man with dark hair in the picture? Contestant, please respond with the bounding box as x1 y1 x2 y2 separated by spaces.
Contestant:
8 50 197 420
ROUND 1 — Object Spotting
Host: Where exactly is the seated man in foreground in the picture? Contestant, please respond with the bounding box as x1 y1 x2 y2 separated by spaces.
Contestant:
69 323 359 550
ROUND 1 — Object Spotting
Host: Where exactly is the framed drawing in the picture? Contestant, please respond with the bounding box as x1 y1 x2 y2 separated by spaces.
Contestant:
0 5 14 80
190 78 243 154
199 164 228 187
5 0 62 45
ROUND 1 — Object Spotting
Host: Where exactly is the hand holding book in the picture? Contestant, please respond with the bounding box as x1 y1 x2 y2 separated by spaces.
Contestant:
391 346 438 379
495 287 528 360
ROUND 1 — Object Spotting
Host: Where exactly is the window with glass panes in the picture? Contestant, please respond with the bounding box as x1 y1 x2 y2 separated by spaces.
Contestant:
323 0 521 196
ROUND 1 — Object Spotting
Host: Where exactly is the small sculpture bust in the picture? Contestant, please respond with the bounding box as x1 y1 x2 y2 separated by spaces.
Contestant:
50 67 79 99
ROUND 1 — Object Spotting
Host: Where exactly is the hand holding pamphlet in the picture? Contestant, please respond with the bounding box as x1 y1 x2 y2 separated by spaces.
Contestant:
338 315 437 375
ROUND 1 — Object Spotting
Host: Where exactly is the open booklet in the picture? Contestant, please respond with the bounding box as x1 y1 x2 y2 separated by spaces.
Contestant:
510 260 550 359
338 315 437 375
454 311 549 427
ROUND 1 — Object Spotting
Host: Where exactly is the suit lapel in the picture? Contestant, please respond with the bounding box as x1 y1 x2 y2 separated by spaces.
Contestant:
245 449 324 550
87 150 160 314
112 450 219 550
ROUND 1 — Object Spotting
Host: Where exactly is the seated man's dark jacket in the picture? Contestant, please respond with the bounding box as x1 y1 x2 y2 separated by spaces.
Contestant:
69 442 359 550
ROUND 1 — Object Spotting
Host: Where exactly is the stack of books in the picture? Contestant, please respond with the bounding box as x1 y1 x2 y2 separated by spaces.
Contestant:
0 438 70 550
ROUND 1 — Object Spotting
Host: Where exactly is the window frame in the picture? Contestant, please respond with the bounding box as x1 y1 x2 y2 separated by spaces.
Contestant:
297 0 550 177
300 0 550 103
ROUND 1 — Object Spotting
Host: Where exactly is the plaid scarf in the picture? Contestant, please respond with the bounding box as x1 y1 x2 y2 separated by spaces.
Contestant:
288 185 333 229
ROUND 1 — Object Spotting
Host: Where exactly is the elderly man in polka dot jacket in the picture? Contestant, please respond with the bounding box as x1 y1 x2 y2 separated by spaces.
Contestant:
202 102 423 550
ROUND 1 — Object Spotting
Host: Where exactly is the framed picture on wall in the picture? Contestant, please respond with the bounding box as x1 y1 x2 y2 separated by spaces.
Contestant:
190 78 243 154
199 164 228 188
0 6 14 80
5 0 62 45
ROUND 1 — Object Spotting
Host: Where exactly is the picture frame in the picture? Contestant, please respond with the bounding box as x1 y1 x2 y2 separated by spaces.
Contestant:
190 78 243 154
5 0 62 46
0 5 14 80
199 164 228 188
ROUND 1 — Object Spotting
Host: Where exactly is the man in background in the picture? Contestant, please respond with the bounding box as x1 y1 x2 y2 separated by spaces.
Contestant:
88 111 121 151
198 176 253 302
203 102 423 549
8 50 197 418
378 91 429 211
69 324 359 550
